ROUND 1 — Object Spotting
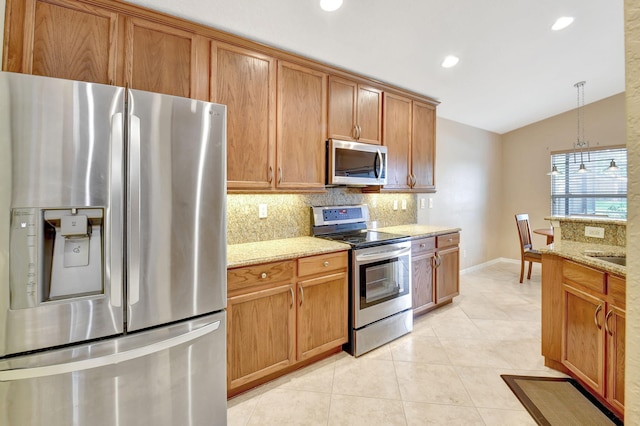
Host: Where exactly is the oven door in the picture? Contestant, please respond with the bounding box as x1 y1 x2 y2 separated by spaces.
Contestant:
353 241 412 329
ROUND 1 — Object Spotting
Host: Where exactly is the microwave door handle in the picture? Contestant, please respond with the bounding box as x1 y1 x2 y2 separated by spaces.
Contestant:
376 149 384 180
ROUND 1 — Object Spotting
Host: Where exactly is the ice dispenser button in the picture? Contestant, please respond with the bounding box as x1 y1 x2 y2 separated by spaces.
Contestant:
64 237 90 267
61 215 88 236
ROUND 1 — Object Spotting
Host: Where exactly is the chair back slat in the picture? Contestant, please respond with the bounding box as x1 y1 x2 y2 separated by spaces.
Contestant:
515 213 534 251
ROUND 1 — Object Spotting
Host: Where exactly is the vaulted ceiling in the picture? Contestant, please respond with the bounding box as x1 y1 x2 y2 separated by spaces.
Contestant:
128 0 626 134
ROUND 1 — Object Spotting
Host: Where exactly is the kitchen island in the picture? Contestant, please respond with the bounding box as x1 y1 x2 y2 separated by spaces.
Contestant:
540 216 625 420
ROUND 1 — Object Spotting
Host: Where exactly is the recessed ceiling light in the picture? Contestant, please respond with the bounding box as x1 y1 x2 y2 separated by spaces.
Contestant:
320 0 343 12
552 16 574 31
441 55 459 68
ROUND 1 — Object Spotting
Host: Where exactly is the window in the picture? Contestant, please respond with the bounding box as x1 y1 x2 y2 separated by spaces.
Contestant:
550 147 627 219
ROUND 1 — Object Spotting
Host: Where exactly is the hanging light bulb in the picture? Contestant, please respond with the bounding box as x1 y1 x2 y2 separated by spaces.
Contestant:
605 159 620 172
320 0 343 12
547 165 562 176
577 163 588 173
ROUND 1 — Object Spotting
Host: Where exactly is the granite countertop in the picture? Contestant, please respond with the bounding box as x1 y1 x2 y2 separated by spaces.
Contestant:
227 237 349 268
540 240 626 277
545 216 626 226
378 224 461 238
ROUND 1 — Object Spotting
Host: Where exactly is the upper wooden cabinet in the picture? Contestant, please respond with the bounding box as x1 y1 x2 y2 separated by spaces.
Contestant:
211 42 276 190
276 61 327 191
3 0 118 84
383 93 436 192
122 17 209 99
328 76 382 144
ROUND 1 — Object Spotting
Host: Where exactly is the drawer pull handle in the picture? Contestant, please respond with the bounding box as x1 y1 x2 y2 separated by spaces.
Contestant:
448 238 453 242
289 287 294 308
420 243 426 248
323 261 329 267
261 272 267 279
299 286 304 305
594 304 603 329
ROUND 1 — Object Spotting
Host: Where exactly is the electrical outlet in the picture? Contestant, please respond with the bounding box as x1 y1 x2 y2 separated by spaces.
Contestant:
585 226 604 238
401 199 407 210
428 198 434 209
393 200 398 210
420 198 426 209
258 204 268 219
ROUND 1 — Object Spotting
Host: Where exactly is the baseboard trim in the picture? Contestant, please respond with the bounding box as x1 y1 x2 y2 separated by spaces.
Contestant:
460 257 524 275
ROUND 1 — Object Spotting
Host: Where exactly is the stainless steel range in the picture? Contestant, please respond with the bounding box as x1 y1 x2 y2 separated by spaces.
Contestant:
312 205 412 356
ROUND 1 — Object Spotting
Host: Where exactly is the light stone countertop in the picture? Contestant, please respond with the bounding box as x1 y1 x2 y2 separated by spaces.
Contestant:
378 224 461 238
539 240 626 277
545 216 626 226
227 237 349 268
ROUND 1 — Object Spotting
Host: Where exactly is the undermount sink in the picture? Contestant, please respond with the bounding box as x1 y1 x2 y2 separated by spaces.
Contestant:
590 256 626 266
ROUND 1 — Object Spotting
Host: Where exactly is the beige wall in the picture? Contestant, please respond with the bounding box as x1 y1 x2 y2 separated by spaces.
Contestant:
624 0 640 422
417 118 503 269
0 0 5 48
500 93 626 260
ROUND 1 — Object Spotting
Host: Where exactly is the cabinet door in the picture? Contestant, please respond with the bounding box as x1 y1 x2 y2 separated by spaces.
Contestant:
383 92 412 189
356 85 383 144
606 305 625 413
435 246 459 304
412 101 436 191
122 16 209 99
328 76 357 140
297 272 348 361
227 284 295 390
211 43 276 190
4 0 118 84
412 251 435 313
276 61 327 190
561 285 605 396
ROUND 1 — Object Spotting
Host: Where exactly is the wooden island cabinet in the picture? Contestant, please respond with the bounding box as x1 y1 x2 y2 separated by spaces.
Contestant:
542 254 625 418
226 251 348 396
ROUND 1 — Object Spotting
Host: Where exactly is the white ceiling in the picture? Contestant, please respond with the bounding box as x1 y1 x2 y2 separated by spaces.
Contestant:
128 0 626 134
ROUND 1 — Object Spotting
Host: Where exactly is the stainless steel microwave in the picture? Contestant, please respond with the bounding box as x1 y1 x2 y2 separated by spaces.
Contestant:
327 139 388 186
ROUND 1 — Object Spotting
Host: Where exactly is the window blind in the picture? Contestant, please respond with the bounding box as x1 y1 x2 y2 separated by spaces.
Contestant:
550 147 627 218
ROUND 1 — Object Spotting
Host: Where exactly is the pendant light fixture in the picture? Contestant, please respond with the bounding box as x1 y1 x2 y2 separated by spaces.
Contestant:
605 159 620 172
573 81 590 173
547 165 561 176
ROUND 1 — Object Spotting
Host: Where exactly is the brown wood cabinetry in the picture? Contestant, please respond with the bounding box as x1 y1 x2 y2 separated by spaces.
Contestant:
3 0 118 84
276 61 327 191
543 256 625 417
383 92 436 191
3 0 438 193
328 76 382 144
211 42 276 190
411 233 459 315
226 251 348 395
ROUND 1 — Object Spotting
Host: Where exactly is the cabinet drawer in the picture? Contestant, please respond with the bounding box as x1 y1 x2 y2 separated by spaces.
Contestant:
608 275 625 308
228 260 296 293
562 260 605 294
412 237 435 255
436 233 459 248
298 251 348 277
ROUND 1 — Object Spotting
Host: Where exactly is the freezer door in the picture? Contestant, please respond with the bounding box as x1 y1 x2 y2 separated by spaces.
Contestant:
0 72 125 357
126 89 227 331
0 311 227 426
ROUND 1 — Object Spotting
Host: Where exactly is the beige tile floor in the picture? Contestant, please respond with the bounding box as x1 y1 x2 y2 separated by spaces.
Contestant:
227 261 567 425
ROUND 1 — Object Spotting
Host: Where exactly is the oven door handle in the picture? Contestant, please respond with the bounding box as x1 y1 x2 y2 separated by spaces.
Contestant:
356 246 411 263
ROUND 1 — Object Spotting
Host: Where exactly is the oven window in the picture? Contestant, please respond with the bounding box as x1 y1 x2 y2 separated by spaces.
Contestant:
359 256 409 309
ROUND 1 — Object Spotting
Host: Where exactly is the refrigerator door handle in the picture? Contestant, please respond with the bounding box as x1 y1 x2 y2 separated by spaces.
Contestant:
0 319 221 382
128 114 141 305
111 112 124 308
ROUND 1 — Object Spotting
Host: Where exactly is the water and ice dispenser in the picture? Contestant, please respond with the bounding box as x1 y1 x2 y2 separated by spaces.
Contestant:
10 207 104 308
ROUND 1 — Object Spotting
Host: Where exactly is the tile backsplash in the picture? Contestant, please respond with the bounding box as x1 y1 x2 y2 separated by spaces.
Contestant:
227 188 417 244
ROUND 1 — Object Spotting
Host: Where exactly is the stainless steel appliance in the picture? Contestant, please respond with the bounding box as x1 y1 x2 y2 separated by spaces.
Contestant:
312 205 412 356
0 72 227 425
326 139 388 186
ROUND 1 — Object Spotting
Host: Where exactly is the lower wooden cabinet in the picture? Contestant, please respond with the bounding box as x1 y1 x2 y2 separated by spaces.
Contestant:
557 259 625 416
227 251 348 395
411 233 460 315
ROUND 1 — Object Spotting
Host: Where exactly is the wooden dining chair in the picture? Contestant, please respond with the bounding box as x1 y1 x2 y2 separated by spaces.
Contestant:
515 213 542 283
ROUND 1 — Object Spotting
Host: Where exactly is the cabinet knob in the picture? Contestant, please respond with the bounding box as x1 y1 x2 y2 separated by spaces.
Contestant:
323 261 329 267
448 238 453 242
261 272 267 279
420 243 426 248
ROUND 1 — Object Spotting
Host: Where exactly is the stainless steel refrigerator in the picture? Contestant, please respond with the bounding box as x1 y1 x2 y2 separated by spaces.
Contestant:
0 72 227 425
